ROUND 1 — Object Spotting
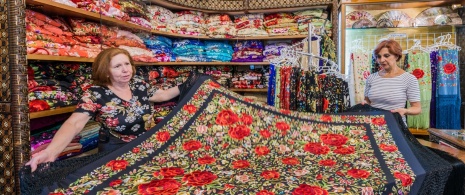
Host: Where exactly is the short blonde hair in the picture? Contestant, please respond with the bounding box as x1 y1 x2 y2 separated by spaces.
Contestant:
374 39 403 62
92 48 136 86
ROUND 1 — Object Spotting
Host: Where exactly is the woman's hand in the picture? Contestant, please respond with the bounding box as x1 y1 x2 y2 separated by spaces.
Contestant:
390 108 408 116
25 150 56 172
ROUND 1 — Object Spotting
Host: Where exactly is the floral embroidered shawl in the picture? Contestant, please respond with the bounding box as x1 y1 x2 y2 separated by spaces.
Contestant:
28 76 426 195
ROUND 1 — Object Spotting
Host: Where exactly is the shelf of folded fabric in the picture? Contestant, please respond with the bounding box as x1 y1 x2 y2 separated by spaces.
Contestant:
30 106 76 119
409 128 429 135
27 55 272 66
230 88 268 92
26 0 308 41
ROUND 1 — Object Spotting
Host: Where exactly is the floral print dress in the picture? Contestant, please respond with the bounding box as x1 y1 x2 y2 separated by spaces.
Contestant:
75 77 156 144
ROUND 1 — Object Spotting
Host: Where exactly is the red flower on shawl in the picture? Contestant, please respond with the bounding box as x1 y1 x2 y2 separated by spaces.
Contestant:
182 140 202 151
292 184 329 195
224 184 235 189
320 134 348 146
244 97 255 102
216 110 239 126
182 171 217 186
240 113 254 125
443 63 457 74
333 145 355 155
156 131 171 142
394 172 413 186
280 109 291 114
438 56 442 62
282 157 300 165
232 160 250 169
347 169 371 179
255 146 271 156
303 142 330 155
371 117 386 126
318 159 336 167
261 170 280 180
380 144 398 152
109 179 122 187
209 81 221 88
320 115 332 122
259 129 273 139
132 147 140 153
183 104 197 114
257 190 275 195
162 67 179 78
363 70 370 79
412 68 425 79
228 125 251 140
160 167 185 178
106 160 129 171
137 179 181 195
198 155 216 165
276 121 290 134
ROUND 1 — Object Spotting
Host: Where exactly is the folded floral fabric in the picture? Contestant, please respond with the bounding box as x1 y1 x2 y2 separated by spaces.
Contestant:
69 19 117 38
205 14 236 38
147 5 175 32
119 0 150 21
234 14 268 37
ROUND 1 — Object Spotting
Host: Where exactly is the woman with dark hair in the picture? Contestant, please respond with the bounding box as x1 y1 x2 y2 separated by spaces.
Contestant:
364 39 422 123
26 48 182 171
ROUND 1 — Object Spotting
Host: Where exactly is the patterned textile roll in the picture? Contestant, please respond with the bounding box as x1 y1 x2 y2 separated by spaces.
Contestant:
352 52 372 104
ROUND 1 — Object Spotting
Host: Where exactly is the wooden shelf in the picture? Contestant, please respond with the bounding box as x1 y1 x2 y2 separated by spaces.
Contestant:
27 54 94 63
26 0 150 32
27 54 271 66
230 88 268 92
30 106 76 119
26 0 308 41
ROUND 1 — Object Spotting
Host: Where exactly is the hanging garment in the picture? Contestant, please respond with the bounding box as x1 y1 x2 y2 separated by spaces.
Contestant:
429 51 439 128
351 52 372 104
436 49 461 129
21 76 440 195
289 67 300 110
406 52 432 129
297 70 307 112
274 66 281 109
267 64 276 106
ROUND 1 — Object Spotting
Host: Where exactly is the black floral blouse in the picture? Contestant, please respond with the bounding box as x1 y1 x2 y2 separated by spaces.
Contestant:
75 78 156 142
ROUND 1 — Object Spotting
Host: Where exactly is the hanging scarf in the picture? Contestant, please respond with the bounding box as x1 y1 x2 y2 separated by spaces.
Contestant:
267 64 276 106
352 52 372 104
274 65 281 109
289 67 300 110
429 51 438 128
436 49 461 129
297 70 307 112
406 52 432 129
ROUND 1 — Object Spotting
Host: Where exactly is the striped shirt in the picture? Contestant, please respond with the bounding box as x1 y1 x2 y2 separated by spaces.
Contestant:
364 72 420 122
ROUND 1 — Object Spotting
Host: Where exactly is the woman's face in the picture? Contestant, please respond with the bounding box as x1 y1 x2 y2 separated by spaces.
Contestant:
376 48 398 72
108 53 133 85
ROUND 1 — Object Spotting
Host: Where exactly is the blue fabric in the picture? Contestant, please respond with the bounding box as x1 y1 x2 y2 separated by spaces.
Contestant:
436 49 461 129
267 64 276 106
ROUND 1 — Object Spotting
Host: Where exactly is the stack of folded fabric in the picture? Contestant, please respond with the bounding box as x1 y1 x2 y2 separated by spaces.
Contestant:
231 40 265 62
28 62 93 112
101 29 156 62
199 66 233 87
68 18 117 58
147 5 176 32
231 68 269 89
234 14 268 37
172 39 207 62
173 11 205 36
119 0 152 28
294 9 332 36
205 14 236 38
263 41 290 61
138 33 174 62
264 13 299 36
73 0 129 21
204 41 233 62
30 121 100 160
26 9 105 58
